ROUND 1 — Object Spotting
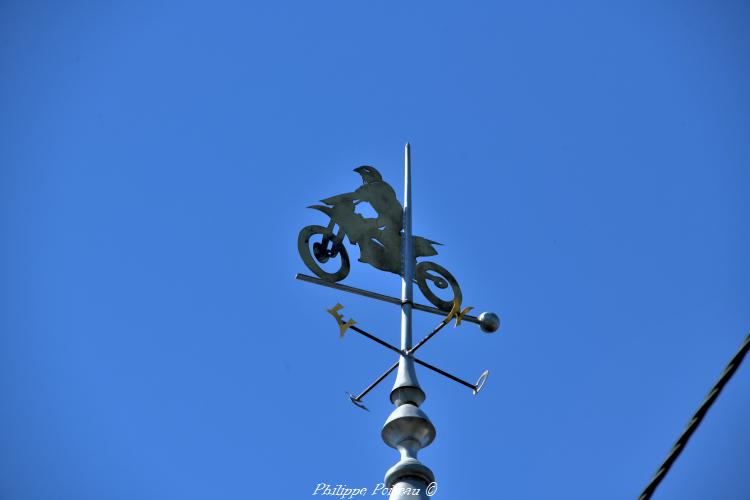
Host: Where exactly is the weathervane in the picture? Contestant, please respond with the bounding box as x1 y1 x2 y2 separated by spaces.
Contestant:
296 144 500 499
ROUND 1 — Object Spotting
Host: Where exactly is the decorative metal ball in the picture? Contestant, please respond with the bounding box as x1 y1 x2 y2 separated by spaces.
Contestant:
478 312 500 333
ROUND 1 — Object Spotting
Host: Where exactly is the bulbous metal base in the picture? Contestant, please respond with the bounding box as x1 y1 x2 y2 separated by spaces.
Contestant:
382 404 435 450
382 404 436 498
384 459 435 489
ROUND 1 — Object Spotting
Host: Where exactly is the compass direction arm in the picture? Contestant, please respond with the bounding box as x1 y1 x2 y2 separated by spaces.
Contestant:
342 321 489 398
349 325 402 356
405 300 473 356
345 322 444 363
407 317 452 356
349 360 400 409
411 357 489 395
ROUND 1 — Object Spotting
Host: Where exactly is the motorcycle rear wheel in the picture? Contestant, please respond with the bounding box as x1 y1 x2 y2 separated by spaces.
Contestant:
415 261 462 312
298 225 350 282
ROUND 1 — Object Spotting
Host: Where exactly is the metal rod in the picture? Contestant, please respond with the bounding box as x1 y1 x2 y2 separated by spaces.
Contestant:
346 323 477 393
354 361 399 401
350 325 402 356
295 273 481 325
412 357 477 392
402 142 414 353
296 272 402 306
346 325 408 359
408 317 452 356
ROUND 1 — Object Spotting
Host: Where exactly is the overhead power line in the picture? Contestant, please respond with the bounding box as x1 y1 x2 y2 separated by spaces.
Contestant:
638 331 750 500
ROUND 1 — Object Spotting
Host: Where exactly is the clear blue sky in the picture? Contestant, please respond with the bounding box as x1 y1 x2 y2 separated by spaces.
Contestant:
2 2 749 499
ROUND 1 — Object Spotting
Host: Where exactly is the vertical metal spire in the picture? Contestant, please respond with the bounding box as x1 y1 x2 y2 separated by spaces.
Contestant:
382 143 436 499
402 142 414 348
390 143 425 406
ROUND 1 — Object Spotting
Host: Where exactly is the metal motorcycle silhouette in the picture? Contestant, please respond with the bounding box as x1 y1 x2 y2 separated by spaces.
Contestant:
297 166 461 311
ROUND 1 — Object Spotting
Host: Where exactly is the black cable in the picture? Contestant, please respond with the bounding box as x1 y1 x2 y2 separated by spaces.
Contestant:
638 331 750 500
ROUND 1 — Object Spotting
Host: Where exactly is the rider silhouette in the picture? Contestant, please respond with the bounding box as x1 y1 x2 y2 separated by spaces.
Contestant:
320 166 438 276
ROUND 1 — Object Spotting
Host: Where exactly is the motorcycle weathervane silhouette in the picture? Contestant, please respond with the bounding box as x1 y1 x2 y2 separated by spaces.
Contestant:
297 165 461 311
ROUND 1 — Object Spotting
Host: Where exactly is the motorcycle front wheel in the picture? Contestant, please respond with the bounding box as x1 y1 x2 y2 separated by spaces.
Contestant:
298 225 350 282
415 261 462 312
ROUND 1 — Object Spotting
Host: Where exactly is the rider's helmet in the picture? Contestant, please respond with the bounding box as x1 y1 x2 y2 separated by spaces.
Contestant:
353 165 383 184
